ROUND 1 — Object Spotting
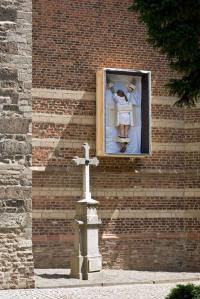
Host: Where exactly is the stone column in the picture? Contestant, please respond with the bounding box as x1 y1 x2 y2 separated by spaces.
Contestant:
0 0 34 289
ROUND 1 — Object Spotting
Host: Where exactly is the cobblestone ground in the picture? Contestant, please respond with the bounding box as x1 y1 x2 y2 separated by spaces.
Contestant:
1 282 200 299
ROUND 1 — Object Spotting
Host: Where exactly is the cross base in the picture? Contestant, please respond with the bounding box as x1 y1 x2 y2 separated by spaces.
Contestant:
70 197 102 280
70 255 102 280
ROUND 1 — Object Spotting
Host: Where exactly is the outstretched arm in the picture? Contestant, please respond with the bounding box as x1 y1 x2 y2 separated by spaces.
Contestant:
107 82 115 94
127 91 137 105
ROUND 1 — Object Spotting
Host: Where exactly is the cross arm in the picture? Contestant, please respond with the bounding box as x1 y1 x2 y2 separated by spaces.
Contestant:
72 156 85 165
89 157 99 166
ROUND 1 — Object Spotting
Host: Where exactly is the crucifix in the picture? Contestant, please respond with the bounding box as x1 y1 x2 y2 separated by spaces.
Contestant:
71 143 102 280
73 143 99 200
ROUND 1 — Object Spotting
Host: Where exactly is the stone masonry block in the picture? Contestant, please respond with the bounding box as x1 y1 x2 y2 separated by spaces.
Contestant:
0 7 17 22
0 199 25 213
0 68 17 81
0 212 31 229
0 89 19 104
0 96 11 104
0 186 31 200
0 21 16 33
0 41 18 54
0 139 31 158
3 104 19 111
0 117 29 134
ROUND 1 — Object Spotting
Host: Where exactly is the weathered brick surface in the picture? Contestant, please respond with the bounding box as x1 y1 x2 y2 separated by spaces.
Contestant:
32 195 200 211
0 0 34 289
33 123 96 140
152 105 185 120
32 148 200 170
185 108 200 123
31 217 200 271
32 0 178 95
32 171 199 189
32 233 200 271
32 0 200 271
33 122 186 143
32 239 73 269
33 219 73 235
100 236 200 271
185 128 200 142
33 98 95 116
100 218 200 234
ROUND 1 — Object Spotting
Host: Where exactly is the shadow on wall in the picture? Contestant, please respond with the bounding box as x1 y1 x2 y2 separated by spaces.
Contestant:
32 90 143 270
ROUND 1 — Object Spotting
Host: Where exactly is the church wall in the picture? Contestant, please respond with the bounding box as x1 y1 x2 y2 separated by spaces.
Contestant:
32 0 200 271
0 0 34 289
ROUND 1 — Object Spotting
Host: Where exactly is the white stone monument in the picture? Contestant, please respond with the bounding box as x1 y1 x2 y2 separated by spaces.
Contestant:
70 143 102 280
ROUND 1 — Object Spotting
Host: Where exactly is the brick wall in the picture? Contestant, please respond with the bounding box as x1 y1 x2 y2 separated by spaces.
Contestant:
0 0 34 289
32 0 200 271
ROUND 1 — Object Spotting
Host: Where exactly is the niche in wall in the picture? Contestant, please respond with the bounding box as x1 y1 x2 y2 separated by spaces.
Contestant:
96 68 151 157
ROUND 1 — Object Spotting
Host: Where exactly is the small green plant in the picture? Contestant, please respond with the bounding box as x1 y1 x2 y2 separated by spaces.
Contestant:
165 284 200 299
194 285 200 299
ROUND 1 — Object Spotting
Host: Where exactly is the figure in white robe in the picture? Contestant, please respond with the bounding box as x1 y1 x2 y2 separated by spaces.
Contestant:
113 90 132 138
105 78 142 154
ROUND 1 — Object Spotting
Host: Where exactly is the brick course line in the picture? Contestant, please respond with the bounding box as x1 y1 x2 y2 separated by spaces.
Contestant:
32 89 174 104
32 113 95 125
32 113 200 129
32 88 95 101
32 232 200 241
101 232 200 240
152 119 200 129
32 137 200 152
32 138 95 149
32 88 200 108
32 187 200 198
185 123 200 128
31 166 199 174
32 209 200 219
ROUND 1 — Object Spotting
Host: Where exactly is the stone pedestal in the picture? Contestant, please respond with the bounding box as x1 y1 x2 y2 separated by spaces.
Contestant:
70 198 102 280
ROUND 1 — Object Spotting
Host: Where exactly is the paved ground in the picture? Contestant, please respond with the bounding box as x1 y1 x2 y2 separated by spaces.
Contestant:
1 282 200 299
1 270 200 299
35 269 200 288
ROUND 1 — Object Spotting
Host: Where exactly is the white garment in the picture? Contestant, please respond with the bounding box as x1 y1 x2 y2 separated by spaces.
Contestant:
113 94 131 125
119 112 131 125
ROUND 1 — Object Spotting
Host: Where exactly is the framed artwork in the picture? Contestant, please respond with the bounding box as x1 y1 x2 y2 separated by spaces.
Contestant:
96 68 151 157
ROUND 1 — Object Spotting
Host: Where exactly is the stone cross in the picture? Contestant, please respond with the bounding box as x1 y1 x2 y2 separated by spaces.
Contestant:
71 143 102 280
73 143 99 200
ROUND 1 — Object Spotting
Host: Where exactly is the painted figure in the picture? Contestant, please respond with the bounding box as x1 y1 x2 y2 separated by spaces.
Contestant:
107 82 137 153
113 90 131 138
